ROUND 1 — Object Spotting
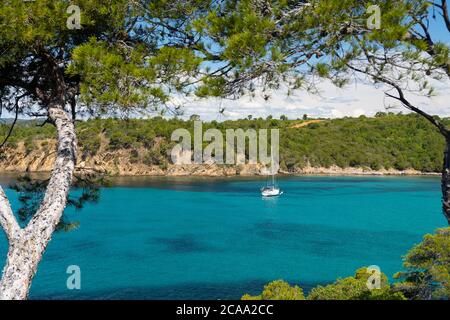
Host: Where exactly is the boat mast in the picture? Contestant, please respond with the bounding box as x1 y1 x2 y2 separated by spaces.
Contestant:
271 148 275 186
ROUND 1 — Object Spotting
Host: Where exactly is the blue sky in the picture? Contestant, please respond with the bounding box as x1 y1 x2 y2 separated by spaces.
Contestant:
2 6 448 121
181 16 450 121
180 77 450 121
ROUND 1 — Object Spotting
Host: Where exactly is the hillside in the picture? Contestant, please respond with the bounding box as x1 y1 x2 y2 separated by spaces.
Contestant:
0 113 448 176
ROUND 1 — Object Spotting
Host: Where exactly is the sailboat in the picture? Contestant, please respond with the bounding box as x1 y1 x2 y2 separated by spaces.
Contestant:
261 162 283 197
261 181 282 197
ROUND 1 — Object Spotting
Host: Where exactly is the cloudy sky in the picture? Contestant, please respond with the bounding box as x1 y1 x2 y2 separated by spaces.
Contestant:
180 78 450 121
177 11 450 121
1 77 448 122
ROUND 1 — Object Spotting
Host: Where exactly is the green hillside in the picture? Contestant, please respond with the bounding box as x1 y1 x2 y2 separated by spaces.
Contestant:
1 113 448 172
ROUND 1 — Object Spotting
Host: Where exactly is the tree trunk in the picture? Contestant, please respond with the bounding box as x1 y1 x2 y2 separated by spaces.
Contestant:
443 137 450 224
0 105 77 300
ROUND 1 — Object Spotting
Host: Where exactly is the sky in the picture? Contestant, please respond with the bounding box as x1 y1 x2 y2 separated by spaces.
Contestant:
4 71 448 122
178 17 450 121
179 77 450 121
3 65 448 121
2 6 449 122
3 75 449 125
175 6 450 121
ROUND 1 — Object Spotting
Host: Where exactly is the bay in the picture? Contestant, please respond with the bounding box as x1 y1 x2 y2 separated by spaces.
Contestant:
0 175 445 299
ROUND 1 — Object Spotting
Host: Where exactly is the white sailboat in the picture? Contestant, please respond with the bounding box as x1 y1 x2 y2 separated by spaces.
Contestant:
261 165 283 197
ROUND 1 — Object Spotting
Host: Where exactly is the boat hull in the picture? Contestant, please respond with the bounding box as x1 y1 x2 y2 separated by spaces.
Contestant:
261 189 283 197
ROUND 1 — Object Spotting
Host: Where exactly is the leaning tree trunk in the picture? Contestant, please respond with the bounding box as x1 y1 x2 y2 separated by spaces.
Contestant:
443 137 450 224
0 105 77 300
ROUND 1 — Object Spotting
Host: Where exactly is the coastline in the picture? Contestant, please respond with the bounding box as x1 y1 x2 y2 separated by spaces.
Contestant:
0 139 442 178
0 164 440 177
0 142 440 178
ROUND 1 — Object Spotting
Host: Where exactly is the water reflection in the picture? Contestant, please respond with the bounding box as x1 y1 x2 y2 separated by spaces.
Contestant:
261 196 280 207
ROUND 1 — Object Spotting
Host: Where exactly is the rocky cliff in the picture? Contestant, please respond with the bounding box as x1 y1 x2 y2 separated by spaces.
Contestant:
0 140 438 177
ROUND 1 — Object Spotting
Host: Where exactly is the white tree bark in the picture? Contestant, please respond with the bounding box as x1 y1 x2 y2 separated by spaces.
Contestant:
0 106 77 300
0 187 20 242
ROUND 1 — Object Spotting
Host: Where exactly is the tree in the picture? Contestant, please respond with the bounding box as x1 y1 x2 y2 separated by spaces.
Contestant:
241 229 450 300
308 267 405 300
241 280 305 300
203 0 450 223
315 0 450 222
394 227 450 300
0 0 204 299
1 0 447 300
241 268 405 300
1 2 406 299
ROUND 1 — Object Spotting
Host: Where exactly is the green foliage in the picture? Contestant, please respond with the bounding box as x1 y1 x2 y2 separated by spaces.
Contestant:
242 268 405 301
144 149 164 166
68 38 201 110
1 0 445 114
1 113 448 172
0 0 207 119
23 137 35 155
190 0 420 98
308 267 405 300
394 227 450 300
279 113 447 172
77 123 102 157
9 173 107 232
242 280 305 300
244 228 450 300
108 131 136 150
0 120 55 147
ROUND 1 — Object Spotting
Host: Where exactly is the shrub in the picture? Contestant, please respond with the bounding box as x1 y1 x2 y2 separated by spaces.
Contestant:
242 280 305 300
394 227 450 300
108 131 135 150
307 267 405 300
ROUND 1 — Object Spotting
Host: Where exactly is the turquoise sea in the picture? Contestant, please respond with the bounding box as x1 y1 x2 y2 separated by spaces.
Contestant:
0 175 446 299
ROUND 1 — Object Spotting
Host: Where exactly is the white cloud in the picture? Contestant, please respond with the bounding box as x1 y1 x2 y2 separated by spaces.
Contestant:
181 79 450 121
1 79 447 121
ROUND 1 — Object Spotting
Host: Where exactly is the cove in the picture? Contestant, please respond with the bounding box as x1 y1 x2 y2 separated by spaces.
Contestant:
0 175 445 299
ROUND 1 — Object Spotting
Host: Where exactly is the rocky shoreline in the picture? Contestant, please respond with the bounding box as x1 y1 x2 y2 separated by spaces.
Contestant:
0 141 440 177
0 163 440 177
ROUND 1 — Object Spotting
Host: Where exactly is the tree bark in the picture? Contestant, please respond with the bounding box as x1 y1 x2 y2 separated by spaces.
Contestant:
0 187 20 243
0 105 77 300
443 137 450 224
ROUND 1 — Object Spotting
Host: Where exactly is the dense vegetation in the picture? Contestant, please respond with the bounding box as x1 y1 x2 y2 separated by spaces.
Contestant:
242 227 450 300
1 113 448 172
242 268 406 300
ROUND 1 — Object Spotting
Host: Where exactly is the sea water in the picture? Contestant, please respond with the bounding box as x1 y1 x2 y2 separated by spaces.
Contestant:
0 175 445 299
